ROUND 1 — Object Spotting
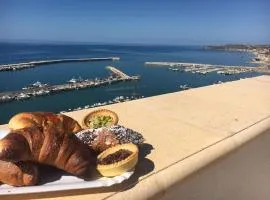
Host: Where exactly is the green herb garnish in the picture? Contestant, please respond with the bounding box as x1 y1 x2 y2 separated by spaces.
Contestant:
88 115 113 128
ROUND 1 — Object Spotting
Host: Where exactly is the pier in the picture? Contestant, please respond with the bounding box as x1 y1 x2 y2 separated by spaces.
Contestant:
0 66 140 104
0 57 120 72
107 66 140 80
145 61 269 75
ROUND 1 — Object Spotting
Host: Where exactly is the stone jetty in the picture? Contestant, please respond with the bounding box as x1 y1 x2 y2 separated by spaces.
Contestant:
0 57 120 72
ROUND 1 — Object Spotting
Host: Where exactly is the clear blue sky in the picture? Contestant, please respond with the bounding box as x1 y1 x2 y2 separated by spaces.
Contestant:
0 0 269 45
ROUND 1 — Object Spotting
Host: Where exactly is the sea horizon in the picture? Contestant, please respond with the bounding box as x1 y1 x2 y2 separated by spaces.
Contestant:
1 39 269 47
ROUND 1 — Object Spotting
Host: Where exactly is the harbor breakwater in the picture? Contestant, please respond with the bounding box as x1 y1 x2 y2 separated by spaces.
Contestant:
0 66 140 103
0 57 120 71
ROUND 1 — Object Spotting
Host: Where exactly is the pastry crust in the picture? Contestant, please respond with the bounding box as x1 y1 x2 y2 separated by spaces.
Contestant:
97 143 138 177
0 160 38 186
8 112 82 133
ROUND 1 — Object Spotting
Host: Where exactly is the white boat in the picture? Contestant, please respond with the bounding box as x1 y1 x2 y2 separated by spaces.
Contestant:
36 91 45 96
32 81 42 87
68 78 77 83
169 68 179 71
23 81 48 90
44 90 50 94
180 84 191 90
217 71 225 74
74 107 82 111
1 95 12 101
16 93 30 100
199 71 207 75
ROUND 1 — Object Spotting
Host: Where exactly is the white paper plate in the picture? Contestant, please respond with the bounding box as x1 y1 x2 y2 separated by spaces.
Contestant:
0 171 133 195
0 127 10 139
0 128 134 195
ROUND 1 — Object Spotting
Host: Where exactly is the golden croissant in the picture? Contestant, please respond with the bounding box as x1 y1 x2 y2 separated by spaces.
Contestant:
8 112 82 133
0 125 96 179
0 112 96 184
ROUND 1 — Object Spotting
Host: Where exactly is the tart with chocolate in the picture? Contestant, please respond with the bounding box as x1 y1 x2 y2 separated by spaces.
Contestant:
97 143 138 177
82 109 118 129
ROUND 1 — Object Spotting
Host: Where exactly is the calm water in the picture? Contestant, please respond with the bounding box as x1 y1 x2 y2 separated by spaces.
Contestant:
0 43 261 124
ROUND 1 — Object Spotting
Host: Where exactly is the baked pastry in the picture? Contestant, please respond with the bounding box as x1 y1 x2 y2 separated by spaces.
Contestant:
75 125 145 153
0 160 38 186
91 128 119 153
0 125 96 179
8 112 82 133
97 143 138 177
82 109 118 129
110 125 145 145
76 128 119 153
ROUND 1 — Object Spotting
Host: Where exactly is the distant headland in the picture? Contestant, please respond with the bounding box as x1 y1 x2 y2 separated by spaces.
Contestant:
206 44 270 68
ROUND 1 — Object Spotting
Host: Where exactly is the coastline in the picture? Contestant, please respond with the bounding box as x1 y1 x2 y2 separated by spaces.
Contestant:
207 44 270 68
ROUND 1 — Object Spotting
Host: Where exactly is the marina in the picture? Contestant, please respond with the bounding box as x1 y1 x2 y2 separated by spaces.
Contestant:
145 61 268 75
0 57 120 72
0 44 264 124
0 66 140 103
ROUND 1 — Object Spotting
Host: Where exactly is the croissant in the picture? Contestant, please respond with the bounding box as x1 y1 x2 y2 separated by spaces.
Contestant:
8 112 82 133
0 160 38 186
0 125 97 178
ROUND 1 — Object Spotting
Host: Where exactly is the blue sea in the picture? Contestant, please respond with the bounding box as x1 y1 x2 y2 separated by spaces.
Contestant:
0 43 261 124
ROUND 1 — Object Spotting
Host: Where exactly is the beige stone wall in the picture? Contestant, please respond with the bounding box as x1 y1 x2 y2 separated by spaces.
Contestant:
160 126 270 200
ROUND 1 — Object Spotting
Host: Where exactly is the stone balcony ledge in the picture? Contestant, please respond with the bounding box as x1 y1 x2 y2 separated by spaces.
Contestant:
1 75 270 200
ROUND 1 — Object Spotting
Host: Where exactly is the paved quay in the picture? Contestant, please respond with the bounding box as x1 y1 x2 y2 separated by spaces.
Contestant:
0 66 139 104
1 75 270 200
145 61 270 74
